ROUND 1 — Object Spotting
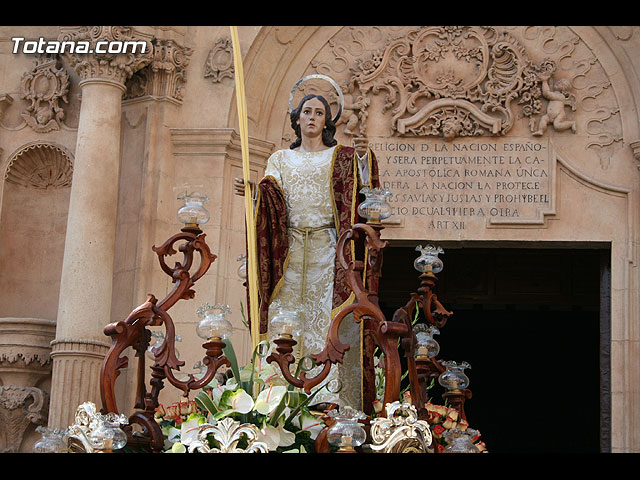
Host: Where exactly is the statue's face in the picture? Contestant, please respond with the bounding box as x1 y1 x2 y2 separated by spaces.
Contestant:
297 97 326 138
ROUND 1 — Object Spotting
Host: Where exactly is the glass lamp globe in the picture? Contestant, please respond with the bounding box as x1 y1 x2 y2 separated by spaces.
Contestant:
414 244 444 274
270 308 302 338
326 406 367 452
443 428 480 453
196 303 232 340
88 414 128 452
438 360 471 392
357 187 392 224
414 323 440 358
177 191 210 227
146 331 181 360
33 426 69 453
237 254 247 280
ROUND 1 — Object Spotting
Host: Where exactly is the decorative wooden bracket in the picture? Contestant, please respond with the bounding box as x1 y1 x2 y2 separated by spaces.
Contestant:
99 226 225 452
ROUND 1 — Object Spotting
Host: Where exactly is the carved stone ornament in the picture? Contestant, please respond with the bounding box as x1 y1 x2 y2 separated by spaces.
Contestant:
369 401 433 453
0 385 49 452
204 37 234 83
57 26 153 86
20 54 70 133
334 26 575 141
630 140 640 170
188 418 269 453
125 38 193 102
4 141 73 189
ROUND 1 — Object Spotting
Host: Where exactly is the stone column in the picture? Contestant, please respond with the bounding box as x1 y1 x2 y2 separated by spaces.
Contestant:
48 27 152 429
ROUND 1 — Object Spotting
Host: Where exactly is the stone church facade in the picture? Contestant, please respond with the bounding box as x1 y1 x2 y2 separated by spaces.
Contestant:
0 26 639 453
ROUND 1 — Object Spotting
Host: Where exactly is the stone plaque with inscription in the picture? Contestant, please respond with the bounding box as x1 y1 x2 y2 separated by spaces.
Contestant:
375 137 552 233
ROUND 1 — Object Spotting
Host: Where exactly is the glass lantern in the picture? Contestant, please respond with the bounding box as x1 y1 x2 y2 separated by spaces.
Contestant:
326 406 367 452
414 323 440 358
196 303 232 340
414 244 444 274
357 187 392 224
236 254 247 281
177 191 210 228
269 308 302 338
88 414 128 452
443 428 480 453
146 331 181 360
33 426 69 453
438 360 471 392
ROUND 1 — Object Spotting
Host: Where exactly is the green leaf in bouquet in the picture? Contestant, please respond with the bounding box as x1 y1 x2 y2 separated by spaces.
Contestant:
222 340 242 390
194 391 218 417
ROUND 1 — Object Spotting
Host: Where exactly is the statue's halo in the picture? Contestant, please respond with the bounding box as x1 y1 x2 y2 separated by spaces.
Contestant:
288 74 344 124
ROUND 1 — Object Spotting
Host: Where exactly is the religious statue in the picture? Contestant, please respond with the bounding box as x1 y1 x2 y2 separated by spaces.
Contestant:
233 75 379 409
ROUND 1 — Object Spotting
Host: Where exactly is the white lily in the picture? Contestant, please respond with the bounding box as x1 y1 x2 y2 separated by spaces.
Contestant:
254 385 287 415
293 410 325 440
277 423 296 447
258 424 280 451
180 414 204 447
227 389 254 414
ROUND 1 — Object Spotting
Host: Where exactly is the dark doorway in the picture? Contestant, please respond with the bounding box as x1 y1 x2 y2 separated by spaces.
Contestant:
378 244 609 453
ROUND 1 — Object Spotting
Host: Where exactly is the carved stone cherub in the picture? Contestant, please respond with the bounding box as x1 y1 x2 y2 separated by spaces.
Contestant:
337 80 369 136
441 116 464 141
532 72 576 136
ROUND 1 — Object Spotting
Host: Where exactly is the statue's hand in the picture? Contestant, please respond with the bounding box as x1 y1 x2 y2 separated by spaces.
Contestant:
233 177 254 197
353 136 369 157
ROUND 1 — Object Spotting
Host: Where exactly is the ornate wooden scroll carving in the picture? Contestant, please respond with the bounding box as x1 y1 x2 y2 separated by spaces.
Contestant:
100 226 220 452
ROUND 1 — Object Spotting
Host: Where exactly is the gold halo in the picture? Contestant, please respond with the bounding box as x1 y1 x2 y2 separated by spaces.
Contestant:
288 74 344 124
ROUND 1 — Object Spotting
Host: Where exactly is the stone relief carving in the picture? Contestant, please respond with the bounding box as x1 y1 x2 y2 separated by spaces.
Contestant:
125 38 193 102
274 26 305 45
316 26 569 141
630 140 640 170
0 318 55 452
609 26 636 41
531 67 576 136
0 386 49 452
305 26 625 171
4 142 73 189
204 37 234 83
519 26 623 168
19 54 70 133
